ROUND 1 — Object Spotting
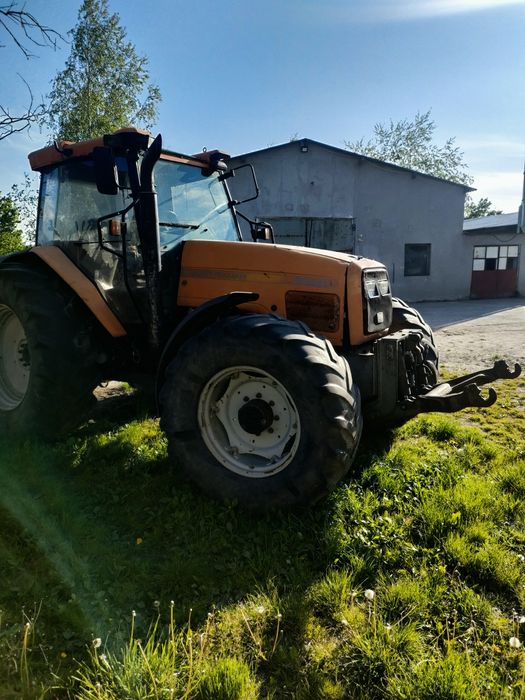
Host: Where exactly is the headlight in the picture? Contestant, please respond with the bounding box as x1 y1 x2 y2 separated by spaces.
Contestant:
363 269 390 299
362 268 392 333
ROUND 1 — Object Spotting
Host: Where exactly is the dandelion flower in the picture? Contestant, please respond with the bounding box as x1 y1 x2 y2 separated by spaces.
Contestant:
153 600 160 609
518 616 525 625
509 637 521 649
92 638 102 649
255 605 265 614
364 589 375 601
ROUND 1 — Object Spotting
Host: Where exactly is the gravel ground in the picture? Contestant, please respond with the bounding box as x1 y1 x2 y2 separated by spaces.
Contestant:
414 298 525 374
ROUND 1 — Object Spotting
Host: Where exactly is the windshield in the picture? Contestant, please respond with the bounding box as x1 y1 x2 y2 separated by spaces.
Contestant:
155 159 239 252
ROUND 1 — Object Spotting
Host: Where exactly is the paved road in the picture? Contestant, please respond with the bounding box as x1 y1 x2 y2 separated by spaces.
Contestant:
413 298 525 373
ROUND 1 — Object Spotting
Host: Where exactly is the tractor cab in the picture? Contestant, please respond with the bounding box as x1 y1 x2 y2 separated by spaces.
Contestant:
31 130 243 329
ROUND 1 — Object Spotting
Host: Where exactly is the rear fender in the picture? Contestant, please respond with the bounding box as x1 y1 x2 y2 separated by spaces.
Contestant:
0 247 126 338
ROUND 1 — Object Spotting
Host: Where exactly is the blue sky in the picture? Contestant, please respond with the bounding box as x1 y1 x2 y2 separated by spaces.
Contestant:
1 0 524 211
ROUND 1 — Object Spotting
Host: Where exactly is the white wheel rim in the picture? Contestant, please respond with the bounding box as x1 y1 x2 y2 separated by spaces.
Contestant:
0 304 30 411
198 366 301 478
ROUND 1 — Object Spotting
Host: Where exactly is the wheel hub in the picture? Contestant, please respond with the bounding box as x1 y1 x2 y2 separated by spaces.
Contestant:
238 398 275 435
198 367 301 478
0 304 30 411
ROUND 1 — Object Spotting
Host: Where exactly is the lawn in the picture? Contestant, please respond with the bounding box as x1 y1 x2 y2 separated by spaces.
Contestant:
0 377 524 699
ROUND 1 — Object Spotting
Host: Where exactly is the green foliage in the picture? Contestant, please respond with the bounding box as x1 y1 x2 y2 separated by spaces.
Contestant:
346 110 472 185
74 610 259 700
393 647 496 700
47 0 161 141
9 173 39 245
464 195 503 219
0 192 24 254
0 379 524 698
195 658 259 700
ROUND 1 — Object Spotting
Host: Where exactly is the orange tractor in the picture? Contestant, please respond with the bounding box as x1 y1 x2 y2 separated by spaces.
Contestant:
0 129 520 507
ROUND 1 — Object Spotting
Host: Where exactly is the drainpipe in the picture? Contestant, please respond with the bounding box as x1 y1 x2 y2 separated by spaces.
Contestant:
518 162 525 233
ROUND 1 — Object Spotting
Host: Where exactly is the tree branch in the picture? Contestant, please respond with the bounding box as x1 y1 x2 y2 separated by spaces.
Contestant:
0 75 45 140
0 1 63 58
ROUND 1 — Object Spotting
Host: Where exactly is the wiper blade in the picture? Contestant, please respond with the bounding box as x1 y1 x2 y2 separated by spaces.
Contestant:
159 221 198 229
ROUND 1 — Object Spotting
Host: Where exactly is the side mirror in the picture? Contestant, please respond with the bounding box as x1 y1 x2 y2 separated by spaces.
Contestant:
93 146 119 195
226 163 260 205
252 222 274 243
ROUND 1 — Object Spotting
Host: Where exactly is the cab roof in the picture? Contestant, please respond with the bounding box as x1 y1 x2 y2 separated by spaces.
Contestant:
28 127 229 171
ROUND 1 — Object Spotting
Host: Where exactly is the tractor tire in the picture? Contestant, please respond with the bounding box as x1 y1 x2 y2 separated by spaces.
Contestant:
390 297 436 344
159 314 362 509
390 297 439 387
0 263 101 439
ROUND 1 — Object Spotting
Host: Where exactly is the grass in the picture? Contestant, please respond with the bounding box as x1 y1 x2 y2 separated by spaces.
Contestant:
0 376 524 698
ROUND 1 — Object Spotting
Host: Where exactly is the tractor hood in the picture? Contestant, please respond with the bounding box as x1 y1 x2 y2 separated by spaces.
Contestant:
177 240 391 347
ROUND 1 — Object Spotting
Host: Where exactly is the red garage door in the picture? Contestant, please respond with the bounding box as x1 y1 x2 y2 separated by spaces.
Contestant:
470 244 520 298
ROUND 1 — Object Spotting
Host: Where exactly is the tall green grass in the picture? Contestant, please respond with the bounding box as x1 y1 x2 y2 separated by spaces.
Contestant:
0 377 524 698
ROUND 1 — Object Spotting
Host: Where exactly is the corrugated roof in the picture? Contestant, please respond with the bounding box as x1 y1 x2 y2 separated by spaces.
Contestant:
463 212 518 231
232 138 475 191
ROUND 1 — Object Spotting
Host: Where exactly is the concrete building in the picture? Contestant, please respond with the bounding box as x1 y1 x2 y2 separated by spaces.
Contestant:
228 138 486 302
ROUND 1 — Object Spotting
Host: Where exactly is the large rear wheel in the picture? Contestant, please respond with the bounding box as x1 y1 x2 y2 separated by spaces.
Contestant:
0 263 101 439
159 314 362 509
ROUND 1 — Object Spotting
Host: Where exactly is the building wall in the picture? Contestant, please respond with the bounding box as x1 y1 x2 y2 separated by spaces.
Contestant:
229 142 471 302
353 157 470 300
230 142 358 220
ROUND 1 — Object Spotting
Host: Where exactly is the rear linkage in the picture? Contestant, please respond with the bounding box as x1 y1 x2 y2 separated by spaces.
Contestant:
403 359 522 415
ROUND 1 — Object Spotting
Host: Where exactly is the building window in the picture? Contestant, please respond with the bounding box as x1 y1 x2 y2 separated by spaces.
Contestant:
472 245 519 271
405 244 431 276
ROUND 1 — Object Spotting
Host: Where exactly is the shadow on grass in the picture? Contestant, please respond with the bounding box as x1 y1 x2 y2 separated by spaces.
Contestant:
0 396 396 667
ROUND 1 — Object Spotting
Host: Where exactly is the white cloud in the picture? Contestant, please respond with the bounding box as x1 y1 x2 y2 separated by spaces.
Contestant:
470 170 523 212
459 135 525 177
461 137 525 156
321 0 525 22
454 135 524 210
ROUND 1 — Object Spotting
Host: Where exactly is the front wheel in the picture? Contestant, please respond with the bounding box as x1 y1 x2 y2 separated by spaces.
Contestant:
159 315 362 509
390 297 439 387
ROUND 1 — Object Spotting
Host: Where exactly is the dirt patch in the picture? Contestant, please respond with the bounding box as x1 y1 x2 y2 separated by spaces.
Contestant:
94 380 130 401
